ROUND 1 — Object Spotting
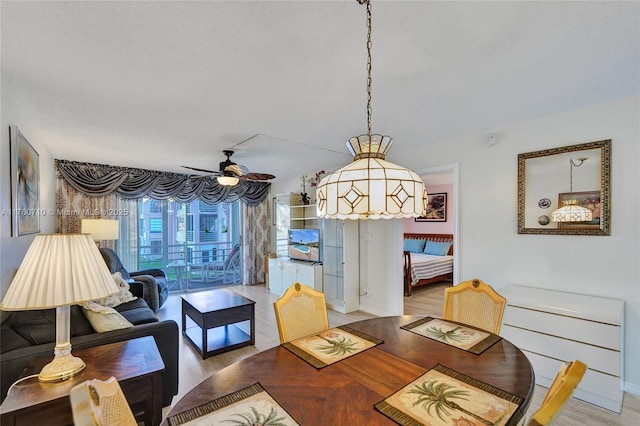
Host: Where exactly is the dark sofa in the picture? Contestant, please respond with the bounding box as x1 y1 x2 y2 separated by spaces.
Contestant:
1 298 179 407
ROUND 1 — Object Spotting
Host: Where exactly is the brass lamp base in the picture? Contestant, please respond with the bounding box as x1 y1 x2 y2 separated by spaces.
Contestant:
38 347 86 382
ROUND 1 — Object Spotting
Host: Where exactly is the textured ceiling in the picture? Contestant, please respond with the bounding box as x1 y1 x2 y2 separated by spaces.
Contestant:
2 1 638 182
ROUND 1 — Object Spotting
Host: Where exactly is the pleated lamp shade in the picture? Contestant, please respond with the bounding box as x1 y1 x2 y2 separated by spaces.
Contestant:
0 234 118 310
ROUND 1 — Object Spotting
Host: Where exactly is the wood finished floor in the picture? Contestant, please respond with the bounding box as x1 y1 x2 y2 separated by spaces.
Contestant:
157 282 639 425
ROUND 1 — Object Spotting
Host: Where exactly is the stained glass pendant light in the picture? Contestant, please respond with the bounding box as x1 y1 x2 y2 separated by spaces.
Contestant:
316 0 427 220
551 157 593 223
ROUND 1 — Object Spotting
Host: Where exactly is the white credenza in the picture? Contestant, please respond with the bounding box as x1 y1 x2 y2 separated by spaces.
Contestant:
500 285 624 413
268 258 323 296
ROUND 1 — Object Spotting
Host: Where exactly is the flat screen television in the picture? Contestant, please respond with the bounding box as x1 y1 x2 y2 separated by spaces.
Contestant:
288 228 321 262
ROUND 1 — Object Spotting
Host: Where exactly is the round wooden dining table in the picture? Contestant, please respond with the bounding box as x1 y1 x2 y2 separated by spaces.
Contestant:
163 316 535 425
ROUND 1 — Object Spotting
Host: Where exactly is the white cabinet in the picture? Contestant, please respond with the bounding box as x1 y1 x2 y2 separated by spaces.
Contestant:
268 258 323 296
500 285 624 413
271 193 322 296
322 219 359 313
272 193 360 313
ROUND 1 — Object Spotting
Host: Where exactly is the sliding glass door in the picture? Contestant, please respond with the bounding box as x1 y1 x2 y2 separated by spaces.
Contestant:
118 198 241 292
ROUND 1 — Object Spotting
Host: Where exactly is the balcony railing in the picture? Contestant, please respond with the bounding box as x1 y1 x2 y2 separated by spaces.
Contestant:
135 241 238 292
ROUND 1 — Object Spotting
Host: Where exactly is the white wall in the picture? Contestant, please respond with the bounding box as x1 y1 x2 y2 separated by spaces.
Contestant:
358 219 404 316
363 96 640 394
1 75 56 296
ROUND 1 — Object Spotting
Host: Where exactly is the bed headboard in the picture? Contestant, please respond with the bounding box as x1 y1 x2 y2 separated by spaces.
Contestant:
404 233 454 255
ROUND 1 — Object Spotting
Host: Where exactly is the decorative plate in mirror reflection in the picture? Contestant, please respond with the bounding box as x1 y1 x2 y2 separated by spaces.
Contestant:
538 215 550 226
538 198 551 209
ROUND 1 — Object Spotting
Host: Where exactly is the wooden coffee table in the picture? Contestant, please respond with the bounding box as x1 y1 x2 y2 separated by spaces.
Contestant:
181 289 255 359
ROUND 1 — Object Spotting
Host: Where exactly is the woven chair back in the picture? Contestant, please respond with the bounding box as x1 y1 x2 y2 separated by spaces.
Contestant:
443 278 506 334
273 282 329 343
70 376 137 426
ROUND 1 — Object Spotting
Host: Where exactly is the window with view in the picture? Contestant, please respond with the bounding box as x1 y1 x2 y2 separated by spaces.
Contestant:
118 198 241 292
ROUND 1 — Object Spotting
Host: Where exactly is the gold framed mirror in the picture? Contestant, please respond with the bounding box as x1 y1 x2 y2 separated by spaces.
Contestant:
518 139 611 235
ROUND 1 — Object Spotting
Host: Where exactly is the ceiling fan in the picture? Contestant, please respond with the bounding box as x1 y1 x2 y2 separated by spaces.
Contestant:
182 150 275 186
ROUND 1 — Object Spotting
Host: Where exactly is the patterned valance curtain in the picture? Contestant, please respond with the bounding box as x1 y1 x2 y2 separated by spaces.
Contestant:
55 159 270 205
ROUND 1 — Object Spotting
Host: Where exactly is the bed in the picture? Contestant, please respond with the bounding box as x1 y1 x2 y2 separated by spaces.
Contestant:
403 233 454 296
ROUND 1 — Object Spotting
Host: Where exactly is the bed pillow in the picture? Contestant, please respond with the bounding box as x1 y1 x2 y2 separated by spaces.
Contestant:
423 240 452 256
93 272 137 308
404 239 426 253
81 302 133 333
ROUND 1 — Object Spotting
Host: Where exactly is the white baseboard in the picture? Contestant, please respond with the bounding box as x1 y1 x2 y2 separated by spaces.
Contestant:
357 305 393 317
624 381 640 397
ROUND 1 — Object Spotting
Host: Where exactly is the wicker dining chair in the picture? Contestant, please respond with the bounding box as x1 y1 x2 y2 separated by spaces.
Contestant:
442 278 506 334
273 282 329 343
70 376 137 426
526 360 587 426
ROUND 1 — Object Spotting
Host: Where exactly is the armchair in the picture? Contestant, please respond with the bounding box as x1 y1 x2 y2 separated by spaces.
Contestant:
99 248 169 312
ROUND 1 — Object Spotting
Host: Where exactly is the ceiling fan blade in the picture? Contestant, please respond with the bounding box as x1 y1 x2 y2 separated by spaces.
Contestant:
224 164 245 177
243 172 276 181
181 165 220 174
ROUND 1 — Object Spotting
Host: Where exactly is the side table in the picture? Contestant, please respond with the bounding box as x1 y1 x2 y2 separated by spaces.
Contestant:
0 335 165 426
182 288 255 359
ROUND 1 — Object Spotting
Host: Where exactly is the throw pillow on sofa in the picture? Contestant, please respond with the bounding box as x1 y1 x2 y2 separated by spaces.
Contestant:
94 272 137 308
81 302 133 333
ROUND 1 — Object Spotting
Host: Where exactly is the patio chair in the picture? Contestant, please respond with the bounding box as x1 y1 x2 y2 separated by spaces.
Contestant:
189 250 212 282
205 244 242 284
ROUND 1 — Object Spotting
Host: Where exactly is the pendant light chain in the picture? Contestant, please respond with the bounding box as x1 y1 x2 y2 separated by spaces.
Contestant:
365 0 373 138
568 157 587 194
569 159 574 193
358 0 373 138
315 0 427 220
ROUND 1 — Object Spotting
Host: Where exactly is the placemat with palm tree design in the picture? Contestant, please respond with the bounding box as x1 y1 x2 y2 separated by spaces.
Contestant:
375 364 524 426
282 325 384 369
167 382 300 426
401 317 502 355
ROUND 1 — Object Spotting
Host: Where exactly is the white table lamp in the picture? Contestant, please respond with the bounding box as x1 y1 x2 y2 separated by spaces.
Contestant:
81 219 119 244
0 234 119 382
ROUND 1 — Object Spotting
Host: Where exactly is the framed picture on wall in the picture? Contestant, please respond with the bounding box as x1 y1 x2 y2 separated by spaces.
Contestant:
10 125 40 236
415 192 447 222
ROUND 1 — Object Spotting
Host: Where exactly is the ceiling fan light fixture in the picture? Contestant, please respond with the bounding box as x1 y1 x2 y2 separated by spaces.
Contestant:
217 175 239 186
183 149 275 184
316 0 426 220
